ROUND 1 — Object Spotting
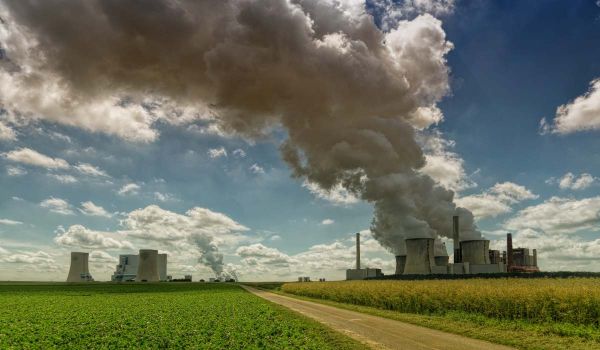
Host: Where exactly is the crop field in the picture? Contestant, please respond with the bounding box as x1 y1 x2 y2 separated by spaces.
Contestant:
0 283 364 349
282 278 600 325
282 278 600 349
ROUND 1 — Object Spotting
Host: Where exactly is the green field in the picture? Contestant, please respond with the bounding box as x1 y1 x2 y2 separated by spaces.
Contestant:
281 279 600 350
0 283 365 349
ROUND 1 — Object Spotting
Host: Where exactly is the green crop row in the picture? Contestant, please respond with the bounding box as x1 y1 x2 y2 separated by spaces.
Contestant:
0 283 364 349
281 278 600 325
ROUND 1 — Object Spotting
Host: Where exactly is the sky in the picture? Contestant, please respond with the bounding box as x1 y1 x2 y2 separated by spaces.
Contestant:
1 0 600 281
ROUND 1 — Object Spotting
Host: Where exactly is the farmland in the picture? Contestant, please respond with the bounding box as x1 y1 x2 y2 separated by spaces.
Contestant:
0 283 365 349
282 279 600 349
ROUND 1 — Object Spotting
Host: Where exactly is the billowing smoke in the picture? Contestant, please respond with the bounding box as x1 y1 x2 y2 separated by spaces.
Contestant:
0 0 480 256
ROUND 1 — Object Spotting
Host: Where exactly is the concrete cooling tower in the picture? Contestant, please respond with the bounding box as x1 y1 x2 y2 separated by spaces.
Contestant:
395 255 406 275
403 238 435 275
158 253 167 281
136 249 160 282
66 252 93 282
434 240 449 266
461 240 491 265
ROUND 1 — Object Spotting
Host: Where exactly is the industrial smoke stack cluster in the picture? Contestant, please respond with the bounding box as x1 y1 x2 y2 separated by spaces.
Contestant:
66 252 94 282
385 215 540 278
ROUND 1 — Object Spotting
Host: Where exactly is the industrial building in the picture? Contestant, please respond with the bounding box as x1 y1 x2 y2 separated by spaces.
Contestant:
66 252 94 282
392 216 539 276
347 215 540 280
346 233 384 280
111 250 168 282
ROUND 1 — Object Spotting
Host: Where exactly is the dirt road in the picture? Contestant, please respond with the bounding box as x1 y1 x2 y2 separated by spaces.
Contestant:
242 286 514 350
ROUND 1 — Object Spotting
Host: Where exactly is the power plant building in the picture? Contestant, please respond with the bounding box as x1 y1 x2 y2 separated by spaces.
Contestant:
111 251 168 282
66 252 94 282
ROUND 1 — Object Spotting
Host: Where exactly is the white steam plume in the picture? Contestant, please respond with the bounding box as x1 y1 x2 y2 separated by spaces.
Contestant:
1 0 480 256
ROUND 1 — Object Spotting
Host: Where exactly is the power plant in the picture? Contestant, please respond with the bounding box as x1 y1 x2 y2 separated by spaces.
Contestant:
348 216 540 279
111 251 169 282
66 252 94 282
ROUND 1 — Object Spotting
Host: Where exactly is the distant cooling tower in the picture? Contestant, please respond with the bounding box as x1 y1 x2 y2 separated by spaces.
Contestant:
158 253 167 281
460 240 491 265
66 252 93 282
434 240 449 266
403 238 435 274
395 255 406 275
136 249 160 282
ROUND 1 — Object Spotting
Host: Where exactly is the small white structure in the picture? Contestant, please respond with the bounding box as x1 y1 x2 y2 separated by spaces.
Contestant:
66 252 94 282
136 249 160 282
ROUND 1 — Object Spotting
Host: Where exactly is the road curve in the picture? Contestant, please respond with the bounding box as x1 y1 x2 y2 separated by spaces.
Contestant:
242 285 514 350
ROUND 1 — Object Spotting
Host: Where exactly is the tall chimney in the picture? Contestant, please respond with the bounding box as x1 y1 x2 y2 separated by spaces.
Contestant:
356 232 361 270
507 233 513 272
452 215 460 263
533 249 537 267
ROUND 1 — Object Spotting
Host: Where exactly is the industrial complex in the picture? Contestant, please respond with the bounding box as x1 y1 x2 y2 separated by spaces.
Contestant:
66 249 171 282
347 215 539 279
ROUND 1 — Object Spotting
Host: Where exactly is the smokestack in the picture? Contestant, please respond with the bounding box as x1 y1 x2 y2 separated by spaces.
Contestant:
356 233 361 270
136 249 160 282
533 249 537 267
453 215 460 263
507 233 513 272
66 252 93 282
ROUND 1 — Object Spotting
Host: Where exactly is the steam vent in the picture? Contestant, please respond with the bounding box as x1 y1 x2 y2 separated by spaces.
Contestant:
347 215 540 280
66 252 94 282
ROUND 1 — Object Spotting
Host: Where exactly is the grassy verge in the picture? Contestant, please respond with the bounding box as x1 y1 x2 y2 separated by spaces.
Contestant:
274 290 600 350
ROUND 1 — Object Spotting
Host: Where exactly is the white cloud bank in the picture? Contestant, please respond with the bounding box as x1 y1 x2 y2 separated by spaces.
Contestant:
3 148 68 169
40 197 74 215
456 182 538 219
541 78 600 134
54 225 133 250
546 172 596 191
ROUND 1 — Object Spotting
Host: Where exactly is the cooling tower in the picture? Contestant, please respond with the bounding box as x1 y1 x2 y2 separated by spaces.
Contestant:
136 249 160 282
158 253 167 281
66 252 93 282
403 238 435 274
460 240 491 265
395 255 406 275
434 240 449 266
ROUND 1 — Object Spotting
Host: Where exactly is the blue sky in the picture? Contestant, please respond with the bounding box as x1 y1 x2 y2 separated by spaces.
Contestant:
1 0 600 281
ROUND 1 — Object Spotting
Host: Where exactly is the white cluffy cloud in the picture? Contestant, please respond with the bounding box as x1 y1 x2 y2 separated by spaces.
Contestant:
0 250 59 271
303 180 360 206
541 78 600 134
321 219 335 225
207 147 227 159
79 201 112 218
249 163 265 174
48 174 78 183
74 163 110 177
0 218 22 225
456 182 538 219
419 131 476 192
547 172 596 191
0 121 17 141
505 196 600 235
3 148 68 169
118 183 141 196
54 225 133 250
40 197 74 215
6 165 26 176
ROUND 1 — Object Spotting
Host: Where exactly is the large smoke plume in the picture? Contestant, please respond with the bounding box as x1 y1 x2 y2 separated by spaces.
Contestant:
0 0 480 256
